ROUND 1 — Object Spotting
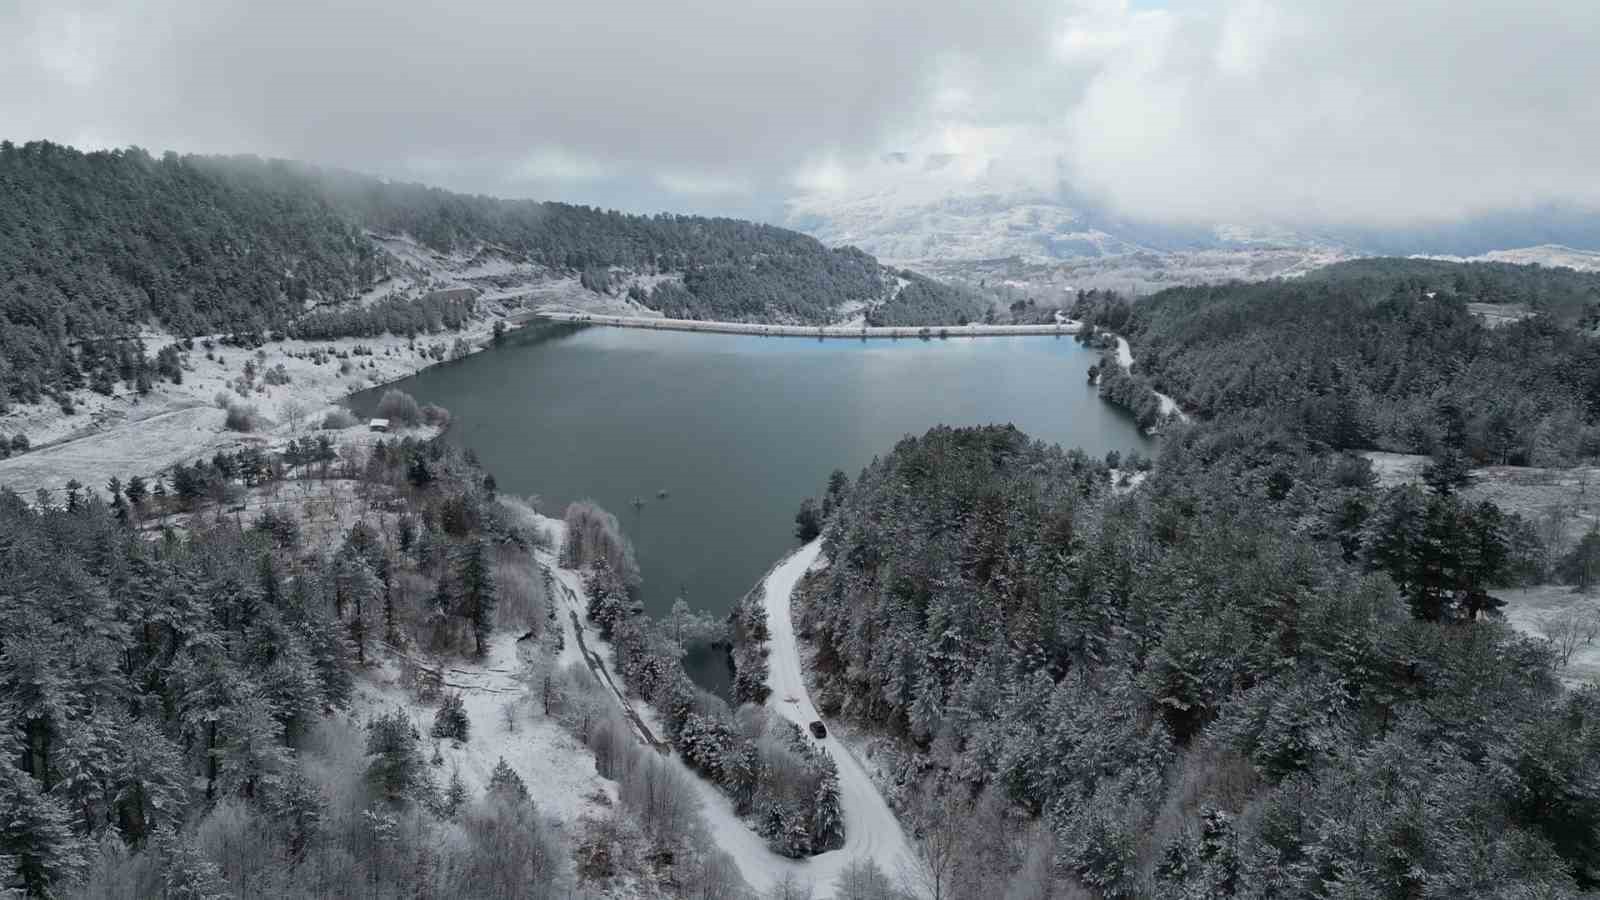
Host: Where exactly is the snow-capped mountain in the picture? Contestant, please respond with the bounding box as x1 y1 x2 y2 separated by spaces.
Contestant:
784 152 1325 265
785 153 1600 279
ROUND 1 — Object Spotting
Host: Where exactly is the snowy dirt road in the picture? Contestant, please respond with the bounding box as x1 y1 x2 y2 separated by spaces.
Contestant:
538 526 916 897
761 540 917 892
1114 336 1188 422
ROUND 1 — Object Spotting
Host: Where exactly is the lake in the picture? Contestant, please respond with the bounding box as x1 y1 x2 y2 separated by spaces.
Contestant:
353 322 1150 694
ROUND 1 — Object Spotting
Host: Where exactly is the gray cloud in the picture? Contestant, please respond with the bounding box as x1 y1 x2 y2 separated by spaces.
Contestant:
3 0 1599 227
0 0 1061 214
1060 0 1600 226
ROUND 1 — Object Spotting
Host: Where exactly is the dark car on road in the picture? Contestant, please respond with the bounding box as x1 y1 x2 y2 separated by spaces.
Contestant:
808 720 827 739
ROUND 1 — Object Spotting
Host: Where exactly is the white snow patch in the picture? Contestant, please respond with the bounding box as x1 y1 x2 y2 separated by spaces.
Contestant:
349 630 614 839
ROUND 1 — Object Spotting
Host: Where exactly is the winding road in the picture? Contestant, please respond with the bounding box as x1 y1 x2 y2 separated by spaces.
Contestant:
1114 336 1189 422
759 540 917 891
544 532 916 896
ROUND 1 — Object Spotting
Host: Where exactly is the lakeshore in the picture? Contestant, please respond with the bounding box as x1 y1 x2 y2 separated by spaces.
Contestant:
534 309 1084 338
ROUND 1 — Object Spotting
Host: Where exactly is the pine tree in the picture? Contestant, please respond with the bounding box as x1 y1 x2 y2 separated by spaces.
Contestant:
910 670 944 743
0 753 87 895
112 718 190 846
1560 526 1600 592
780 804 812 859
154 826 228 900
794 497 822 542
365 708 431 806
430 693 470 743
215 684 290 801
443 765 468 818
106 476 126 521
124 475 148 510
261 766 325 859
334 555 382 665
455 539 497 657
811 767 845 852
487 756 530 805
51 710 120 838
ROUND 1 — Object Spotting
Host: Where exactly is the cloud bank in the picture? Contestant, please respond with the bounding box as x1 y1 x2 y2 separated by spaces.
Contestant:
3 0 1597 226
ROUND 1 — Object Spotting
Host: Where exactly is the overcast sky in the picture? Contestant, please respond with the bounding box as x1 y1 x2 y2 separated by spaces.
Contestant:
4 0 1598 227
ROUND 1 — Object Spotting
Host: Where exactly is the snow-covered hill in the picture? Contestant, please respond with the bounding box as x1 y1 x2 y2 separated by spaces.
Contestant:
1418 244 1600 272
784 153 1600 290
783 153 1320 265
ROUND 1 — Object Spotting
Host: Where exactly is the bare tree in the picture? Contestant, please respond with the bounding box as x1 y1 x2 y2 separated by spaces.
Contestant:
678 849 747 900
837 857 898 900
1540 609 1585 667
1003 826 1067 900
899 792 968 900
1582 604 1600 646
282 399 307 433
767 871 815 900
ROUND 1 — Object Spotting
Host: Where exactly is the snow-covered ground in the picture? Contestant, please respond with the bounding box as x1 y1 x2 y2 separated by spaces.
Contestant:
1498 585 1600 688
351 628 613 831
761 541 917 893
911 248 1351 302
539 528 916 897
1362 452 1600 557
1418 244 1600 272
0 233 588 498
0 326 478 498
1114 336 1189 422
1108 467 1150 495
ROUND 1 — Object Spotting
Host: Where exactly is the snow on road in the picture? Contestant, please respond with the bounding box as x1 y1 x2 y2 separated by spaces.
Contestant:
762 540 917 893
536 520 916 897
1114 336 1189 422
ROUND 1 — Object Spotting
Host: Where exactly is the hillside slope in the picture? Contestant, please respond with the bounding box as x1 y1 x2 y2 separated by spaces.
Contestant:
0 141 976 410
1071 258 1600 462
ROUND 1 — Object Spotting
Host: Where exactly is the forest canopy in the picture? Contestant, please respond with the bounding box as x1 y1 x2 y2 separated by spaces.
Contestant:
1073 259 1600 463
800 421 1599 896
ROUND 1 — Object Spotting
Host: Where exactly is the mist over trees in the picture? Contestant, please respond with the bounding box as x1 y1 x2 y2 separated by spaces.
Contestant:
0 141 984 410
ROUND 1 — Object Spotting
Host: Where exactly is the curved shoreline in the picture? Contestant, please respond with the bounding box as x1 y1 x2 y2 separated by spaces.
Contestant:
534 309 1083 339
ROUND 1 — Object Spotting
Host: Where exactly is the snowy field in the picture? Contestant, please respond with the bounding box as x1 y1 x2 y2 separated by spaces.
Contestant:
0 327 463 499
1363 452 1600 556
0 235 576 498
1362 453 1600 689
1500 585 1600 688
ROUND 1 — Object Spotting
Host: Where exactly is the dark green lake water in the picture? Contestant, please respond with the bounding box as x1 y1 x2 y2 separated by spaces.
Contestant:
354 322 1150 693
